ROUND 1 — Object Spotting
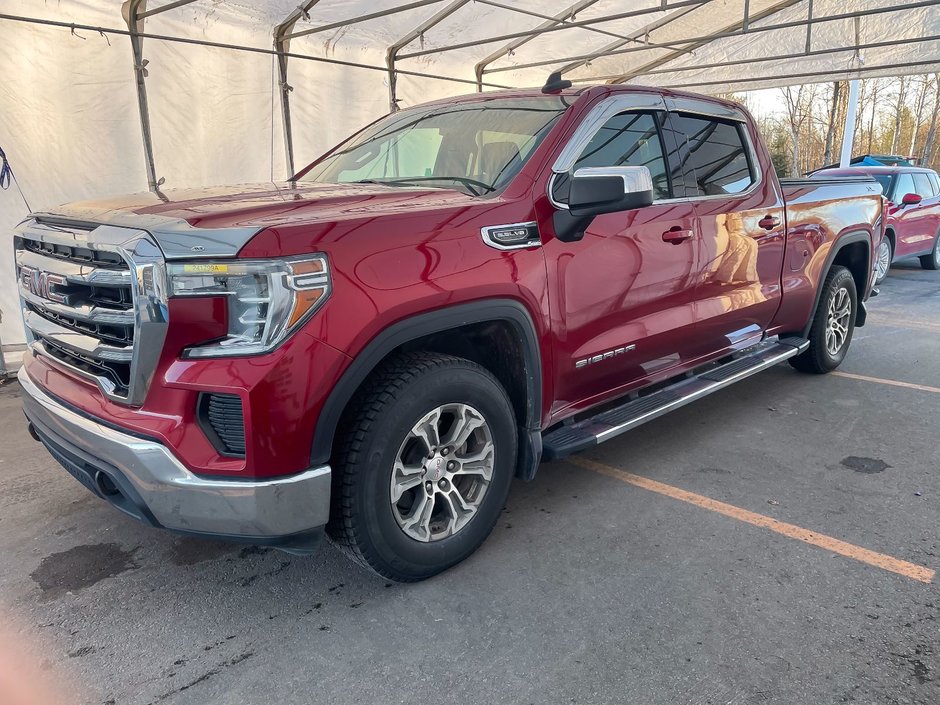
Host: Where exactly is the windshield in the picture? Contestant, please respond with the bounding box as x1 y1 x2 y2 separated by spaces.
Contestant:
298 97 571 196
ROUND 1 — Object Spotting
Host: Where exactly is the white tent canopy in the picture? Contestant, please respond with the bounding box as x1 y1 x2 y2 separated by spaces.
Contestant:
2 0 940 352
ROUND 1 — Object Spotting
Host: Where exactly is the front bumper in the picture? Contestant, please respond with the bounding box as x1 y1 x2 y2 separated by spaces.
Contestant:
19 367 331 546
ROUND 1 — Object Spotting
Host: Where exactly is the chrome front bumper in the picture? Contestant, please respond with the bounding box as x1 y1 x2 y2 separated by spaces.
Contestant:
19 367 331 544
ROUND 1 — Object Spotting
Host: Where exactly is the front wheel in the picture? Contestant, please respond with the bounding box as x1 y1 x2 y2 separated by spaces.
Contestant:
789 265 857 374
327 352 517 582
919 233 940 271
875 237 892 284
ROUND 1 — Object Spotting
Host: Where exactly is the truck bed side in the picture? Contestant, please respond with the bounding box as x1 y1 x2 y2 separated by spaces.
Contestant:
769 177 884 337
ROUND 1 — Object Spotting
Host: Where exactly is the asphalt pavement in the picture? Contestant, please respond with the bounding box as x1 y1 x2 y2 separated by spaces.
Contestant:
0 259 938 705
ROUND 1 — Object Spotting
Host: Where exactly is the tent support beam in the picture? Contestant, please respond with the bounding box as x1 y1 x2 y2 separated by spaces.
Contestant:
401 0 710 60
0 12 512 89
840 80 861 167
387 0 470 113
274 1 322 179
483 0 938 77
568 34 940 82
474 0 603 92
645 57 940 90
287 0 445 41
123 0 161 193
138 0 198 20
473 0 678 46
554 4 700 80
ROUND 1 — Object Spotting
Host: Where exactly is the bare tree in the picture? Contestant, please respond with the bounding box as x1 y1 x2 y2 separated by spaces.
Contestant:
822 81 843 166
890 76 908 154
866 79 881 154
908 76 930 157
922 75 940 166
782 84 818 176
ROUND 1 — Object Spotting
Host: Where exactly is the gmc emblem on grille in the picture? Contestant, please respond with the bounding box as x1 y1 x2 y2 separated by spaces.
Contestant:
19 265 68 304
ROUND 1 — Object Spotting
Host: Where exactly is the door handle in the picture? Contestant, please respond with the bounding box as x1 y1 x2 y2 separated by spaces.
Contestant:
662 226 694 244
758 214 781 230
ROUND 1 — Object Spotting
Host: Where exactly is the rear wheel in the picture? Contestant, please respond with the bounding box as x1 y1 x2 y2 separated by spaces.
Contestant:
875 237 892 284
919 233 940 271
789 265 857 374
328 352 517 582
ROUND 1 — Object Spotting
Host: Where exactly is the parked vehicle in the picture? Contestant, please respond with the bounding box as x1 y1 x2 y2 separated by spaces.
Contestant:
812 165 940 283
15 82 884 581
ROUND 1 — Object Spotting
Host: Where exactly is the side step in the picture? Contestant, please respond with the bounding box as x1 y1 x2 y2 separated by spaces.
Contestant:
541 337 809 460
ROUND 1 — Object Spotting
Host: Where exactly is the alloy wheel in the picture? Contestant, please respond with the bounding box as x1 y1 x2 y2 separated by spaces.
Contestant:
876 240 891 281
825 286 852 357
390 403 495 542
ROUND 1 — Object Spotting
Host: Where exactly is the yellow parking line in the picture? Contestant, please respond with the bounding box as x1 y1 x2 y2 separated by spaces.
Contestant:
567 456 934 584
833 371 940 395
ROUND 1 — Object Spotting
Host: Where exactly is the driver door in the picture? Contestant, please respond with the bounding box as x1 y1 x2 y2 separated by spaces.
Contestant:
543 109 703 417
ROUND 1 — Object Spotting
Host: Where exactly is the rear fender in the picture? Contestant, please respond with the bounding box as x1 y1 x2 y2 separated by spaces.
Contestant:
801 230 871 337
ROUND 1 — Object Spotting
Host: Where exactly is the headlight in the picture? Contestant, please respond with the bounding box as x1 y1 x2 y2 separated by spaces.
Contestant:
167 254 330 357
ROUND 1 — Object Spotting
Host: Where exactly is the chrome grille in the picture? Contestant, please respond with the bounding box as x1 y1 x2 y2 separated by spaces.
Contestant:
15 219 168 406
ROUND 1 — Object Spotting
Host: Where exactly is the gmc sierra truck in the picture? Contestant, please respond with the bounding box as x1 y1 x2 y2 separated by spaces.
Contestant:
15 82 883 581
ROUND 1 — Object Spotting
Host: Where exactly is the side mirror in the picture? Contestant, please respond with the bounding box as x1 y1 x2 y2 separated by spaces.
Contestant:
553 166 654 242
901 192 922 205
567 166 654 217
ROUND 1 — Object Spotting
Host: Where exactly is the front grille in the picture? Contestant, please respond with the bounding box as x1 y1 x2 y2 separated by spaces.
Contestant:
23 237 127 268
199 393 247 457
15 219 168 405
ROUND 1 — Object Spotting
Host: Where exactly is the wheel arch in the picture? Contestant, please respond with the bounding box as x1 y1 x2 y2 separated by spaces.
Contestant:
884 226 896 252
311 299 544 479
801 230 871 338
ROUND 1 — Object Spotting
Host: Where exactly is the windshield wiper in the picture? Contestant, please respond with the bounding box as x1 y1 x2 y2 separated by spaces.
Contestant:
353 177 494 197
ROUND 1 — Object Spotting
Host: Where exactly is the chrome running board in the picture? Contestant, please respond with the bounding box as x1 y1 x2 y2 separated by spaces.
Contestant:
541 337 809 460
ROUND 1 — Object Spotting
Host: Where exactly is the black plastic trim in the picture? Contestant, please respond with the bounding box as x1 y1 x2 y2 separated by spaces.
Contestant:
801 230 872 338
310 299 544 473
197 392 247 458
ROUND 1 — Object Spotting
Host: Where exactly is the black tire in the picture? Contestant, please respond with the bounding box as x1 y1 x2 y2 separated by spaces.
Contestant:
789 265 857 374
919 232 940 271
874 236 893 284
327 351 517 582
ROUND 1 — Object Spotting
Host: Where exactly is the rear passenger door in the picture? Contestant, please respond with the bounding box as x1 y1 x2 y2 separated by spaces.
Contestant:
666 105 786 359
891 172 931 258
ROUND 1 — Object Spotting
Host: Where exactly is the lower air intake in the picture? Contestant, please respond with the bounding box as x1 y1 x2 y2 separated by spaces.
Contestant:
199 393 247 458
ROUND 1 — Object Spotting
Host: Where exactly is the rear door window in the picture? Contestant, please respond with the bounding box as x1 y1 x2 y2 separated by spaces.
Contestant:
894 173 916 201
668 113 755 197
913 172 935 198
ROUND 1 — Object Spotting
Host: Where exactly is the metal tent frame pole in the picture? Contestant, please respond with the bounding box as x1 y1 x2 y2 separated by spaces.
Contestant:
473 0 603 92
479 0 940 78
387 0 471 113
122 0 199 193
840 79 861 167
398 0 708 60
274 1 322 179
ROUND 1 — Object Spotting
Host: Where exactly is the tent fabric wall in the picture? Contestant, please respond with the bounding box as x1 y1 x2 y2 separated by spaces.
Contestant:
2 0 940 351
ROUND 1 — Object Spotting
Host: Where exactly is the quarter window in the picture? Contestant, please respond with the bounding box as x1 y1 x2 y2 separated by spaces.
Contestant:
927 172 940 196
670 114 755 197
553 111 672 203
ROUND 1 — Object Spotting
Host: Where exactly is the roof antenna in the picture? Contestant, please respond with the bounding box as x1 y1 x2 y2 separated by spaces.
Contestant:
542 70 572 94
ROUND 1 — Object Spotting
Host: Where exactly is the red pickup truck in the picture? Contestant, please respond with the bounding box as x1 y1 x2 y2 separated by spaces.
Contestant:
15 83 883 581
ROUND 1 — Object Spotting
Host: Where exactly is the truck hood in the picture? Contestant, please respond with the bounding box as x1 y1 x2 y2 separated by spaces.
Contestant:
32 182 477 259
